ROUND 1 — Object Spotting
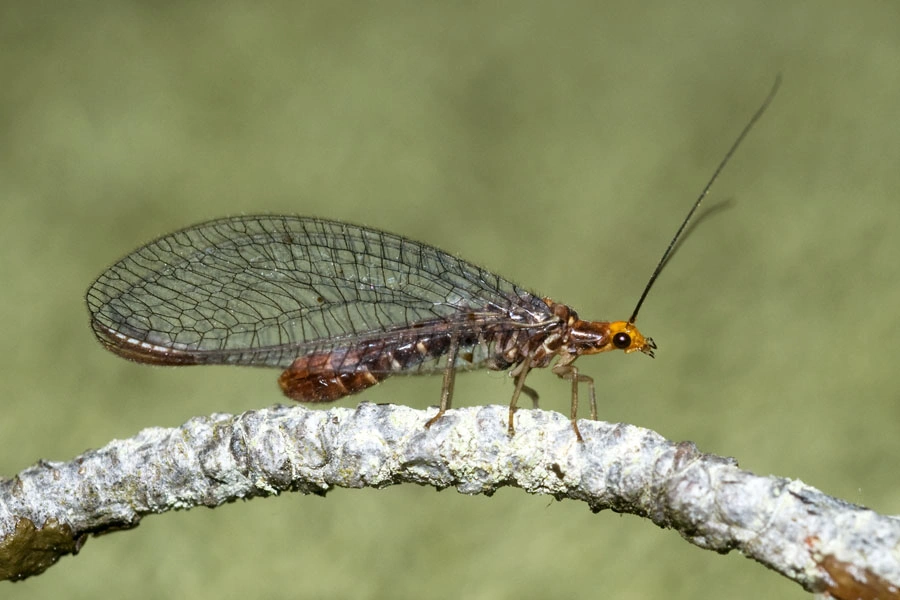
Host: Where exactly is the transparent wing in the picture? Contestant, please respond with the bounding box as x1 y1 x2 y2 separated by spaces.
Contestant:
86 215 551 368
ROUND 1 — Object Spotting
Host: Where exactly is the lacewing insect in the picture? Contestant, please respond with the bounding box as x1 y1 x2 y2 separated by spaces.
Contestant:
86 78 780 440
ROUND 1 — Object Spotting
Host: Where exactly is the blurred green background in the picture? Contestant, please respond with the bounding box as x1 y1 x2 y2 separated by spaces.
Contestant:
3 2 899 598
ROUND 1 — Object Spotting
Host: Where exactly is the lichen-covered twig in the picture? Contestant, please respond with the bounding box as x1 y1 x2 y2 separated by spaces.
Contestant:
0 403 898 598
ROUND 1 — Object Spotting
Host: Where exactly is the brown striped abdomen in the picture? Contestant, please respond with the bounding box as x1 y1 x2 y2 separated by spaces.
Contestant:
278 352 390 402
276 323 553 404
277 328 471 403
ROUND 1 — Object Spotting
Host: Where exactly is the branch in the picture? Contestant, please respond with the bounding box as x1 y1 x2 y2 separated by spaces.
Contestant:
1 403 898 598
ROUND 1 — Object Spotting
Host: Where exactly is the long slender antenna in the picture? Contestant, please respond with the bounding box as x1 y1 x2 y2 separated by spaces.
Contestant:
628 75 782 324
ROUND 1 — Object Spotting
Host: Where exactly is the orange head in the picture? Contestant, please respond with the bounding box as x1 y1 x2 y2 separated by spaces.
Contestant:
605 321 656 357
567 319 656 358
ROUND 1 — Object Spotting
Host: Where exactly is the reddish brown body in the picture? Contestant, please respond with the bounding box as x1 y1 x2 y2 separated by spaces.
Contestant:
276 298 655 440
88 78 777 442
279 352 386 402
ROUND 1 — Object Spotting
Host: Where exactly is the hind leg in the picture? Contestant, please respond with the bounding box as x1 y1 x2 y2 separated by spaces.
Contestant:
424 334 461 429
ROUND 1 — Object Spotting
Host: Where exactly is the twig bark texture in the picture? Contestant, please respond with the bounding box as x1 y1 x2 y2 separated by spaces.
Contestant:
1 403 898 598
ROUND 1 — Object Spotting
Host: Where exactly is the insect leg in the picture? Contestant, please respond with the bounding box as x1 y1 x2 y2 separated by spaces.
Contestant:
507 361 534 436
521 384 540 409
424 332 460 429
551 363 595 442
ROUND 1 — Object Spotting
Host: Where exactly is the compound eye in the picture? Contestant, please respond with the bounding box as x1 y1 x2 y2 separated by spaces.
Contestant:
612 332 631 349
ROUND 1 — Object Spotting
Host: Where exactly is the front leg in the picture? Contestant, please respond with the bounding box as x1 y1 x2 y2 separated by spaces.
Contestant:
551 362 597 442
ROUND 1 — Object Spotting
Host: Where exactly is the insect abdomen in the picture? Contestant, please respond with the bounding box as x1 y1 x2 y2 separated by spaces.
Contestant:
278 352 388 402
277 332 458 403
276 325 538 403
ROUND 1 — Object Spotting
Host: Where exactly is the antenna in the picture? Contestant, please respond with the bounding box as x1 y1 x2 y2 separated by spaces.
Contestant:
628 75 782 324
